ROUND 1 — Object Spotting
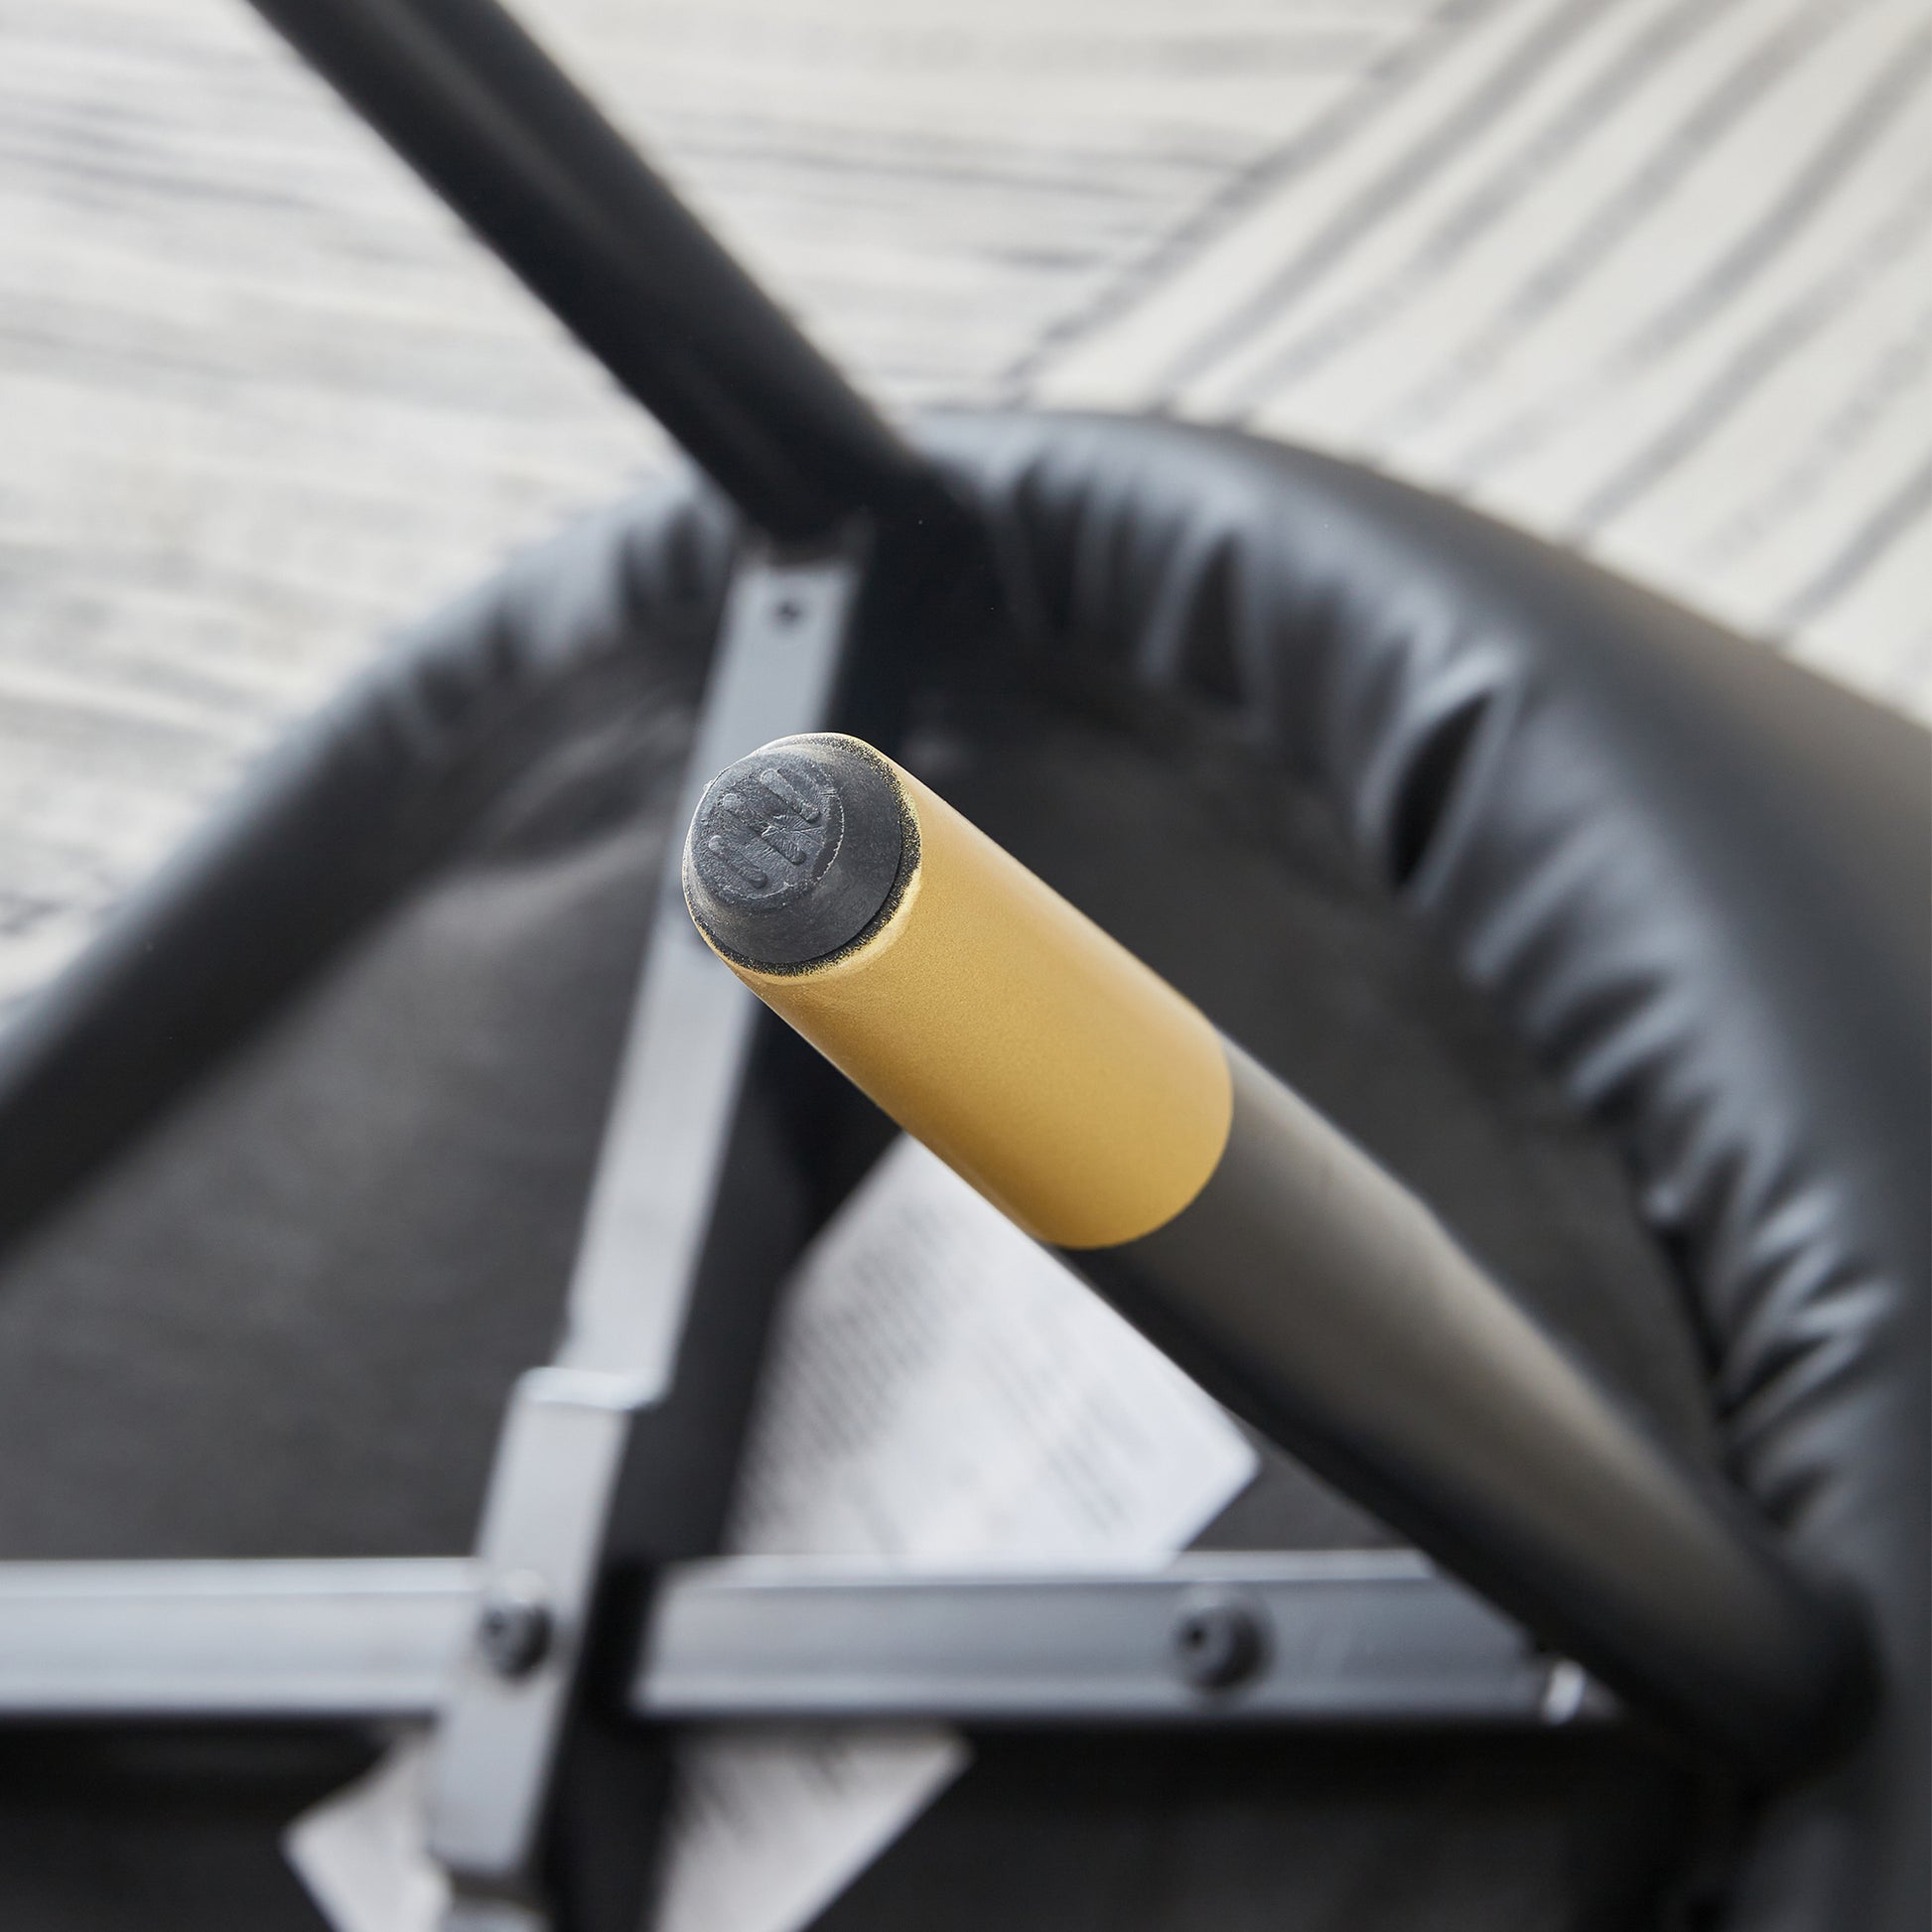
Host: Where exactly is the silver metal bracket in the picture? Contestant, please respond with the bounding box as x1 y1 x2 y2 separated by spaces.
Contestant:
0 1558 474 1720
425 538 867 1926
632 1550 1609 1728
428 1369 651 1898
0 1552 1605 1732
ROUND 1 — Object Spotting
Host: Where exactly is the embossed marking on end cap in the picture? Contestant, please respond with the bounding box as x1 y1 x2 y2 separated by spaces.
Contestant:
690 752 842 914
684 737 905 969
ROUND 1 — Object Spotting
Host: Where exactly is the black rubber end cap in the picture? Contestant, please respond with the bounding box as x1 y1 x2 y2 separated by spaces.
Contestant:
683 736 905 969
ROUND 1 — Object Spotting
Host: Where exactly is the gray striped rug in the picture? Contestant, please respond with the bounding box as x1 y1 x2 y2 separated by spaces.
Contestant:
1 0 1924 1012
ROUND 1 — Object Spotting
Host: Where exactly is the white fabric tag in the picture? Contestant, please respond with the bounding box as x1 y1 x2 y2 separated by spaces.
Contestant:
285 1735 449 1932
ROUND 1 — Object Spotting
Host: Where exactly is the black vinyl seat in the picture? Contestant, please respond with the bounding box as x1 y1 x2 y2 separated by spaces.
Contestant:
0 413 1920 1932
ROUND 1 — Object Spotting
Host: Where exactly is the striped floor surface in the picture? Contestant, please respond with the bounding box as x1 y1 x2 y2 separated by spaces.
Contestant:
0 0 1925 1009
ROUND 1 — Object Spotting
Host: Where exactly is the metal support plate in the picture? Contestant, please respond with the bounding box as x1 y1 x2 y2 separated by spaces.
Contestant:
425 541 865 1926
0 1552 1604 1731
0 1558 474 1720
428 1370 648 1886
635 1552 1608 1728
556 546 866 1387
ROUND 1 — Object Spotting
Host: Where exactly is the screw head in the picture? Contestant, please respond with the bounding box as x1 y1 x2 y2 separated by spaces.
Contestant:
477 1574 553 1679
1172 1592 1266 1693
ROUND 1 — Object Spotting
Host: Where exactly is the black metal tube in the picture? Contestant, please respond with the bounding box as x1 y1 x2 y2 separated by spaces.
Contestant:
1086 1044 1870 1777
244 0 935 540
684 734 1873 1777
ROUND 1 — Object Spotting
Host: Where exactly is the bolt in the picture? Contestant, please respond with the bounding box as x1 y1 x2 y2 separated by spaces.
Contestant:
1172 1592 1265 1693
477 1573 553 1679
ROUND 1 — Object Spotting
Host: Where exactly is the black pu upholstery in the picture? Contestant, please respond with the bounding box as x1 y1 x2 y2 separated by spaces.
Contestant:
0 414 1920 1932
927 413 1931 1932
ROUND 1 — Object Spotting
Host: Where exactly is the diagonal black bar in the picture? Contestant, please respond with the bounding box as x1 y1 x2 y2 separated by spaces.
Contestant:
245 0 937 541
685 738 1876 1779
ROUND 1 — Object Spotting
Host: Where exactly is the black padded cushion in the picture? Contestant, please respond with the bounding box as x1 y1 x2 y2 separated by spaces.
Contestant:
0 414 1920 1932
929 413 1930 1932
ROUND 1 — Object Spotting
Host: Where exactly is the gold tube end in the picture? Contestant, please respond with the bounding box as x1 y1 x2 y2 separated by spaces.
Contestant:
686 735 1231 1248
683 734 917 973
